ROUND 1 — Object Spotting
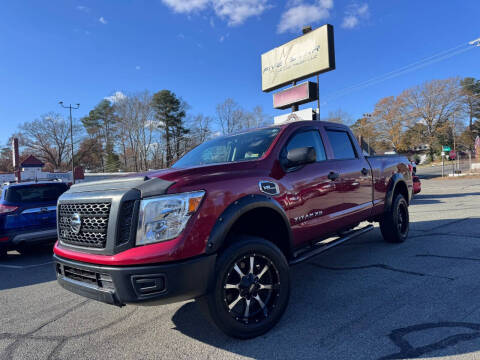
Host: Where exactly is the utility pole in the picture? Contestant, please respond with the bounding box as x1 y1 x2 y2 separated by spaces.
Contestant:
362 113 372 155
59 102 80 184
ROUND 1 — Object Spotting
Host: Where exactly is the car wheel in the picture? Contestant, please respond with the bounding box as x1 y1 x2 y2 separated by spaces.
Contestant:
0 248 7 259
380 193 409 243
200 235 290 339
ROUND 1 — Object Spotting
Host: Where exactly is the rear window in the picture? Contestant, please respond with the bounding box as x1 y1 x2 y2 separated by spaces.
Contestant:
326 130 357 160
5 183 68 203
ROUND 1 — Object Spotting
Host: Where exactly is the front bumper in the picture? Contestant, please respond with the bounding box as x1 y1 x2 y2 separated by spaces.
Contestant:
54 253 216 306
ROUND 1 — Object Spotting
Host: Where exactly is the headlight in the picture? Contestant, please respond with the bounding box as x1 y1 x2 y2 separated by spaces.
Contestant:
136 191 205 246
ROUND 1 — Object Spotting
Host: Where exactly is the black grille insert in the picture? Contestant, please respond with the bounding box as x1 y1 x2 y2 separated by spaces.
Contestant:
58 264 114 290
59 202 111 249
117 200 136 246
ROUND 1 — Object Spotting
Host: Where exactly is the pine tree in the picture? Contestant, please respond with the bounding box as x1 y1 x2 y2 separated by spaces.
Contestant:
151 90 188 166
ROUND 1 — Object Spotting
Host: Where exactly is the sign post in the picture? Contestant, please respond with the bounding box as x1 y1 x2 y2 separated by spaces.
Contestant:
442 153 444 178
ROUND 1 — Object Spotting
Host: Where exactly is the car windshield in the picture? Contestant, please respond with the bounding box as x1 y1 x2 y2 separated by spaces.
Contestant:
5 183 68 203
172 127 281 168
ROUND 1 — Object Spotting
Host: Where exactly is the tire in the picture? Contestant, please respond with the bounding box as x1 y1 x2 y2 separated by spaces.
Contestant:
0 248 7 259
200 235 290 339
380 193 409 243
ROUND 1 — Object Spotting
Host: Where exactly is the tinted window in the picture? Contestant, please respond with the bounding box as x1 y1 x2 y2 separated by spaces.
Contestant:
326 130 357 159
5 183 68 203
286 130 326 161
173 128 280 168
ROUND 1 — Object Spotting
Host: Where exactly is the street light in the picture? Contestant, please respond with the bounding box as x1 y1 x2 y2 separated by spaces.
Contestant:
59 101 80 184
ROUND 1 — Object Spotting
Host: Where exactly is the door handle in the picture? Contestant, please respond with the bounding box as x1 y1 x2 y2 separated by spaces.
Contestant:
328 171 339 181
361 168 369 176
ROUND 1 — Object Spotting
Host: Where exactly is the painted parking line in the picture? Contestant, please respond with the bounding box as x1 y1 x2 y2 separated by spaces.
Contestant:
0 261 53 269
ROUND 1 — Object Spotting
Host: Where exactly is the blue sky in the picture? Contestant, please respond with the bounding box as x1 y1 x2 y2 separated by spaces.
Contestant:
1 0 479 146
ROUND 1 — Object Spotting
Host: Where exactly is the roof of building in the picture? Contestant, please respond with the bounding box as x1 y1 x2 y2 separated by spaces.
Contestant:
21 155 45 167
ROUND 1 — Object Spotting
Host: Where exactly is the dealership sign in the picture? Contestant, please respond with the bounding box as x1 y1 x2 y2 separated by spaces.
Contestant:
261 24 335 92
273 81 318 110
274 108 318 125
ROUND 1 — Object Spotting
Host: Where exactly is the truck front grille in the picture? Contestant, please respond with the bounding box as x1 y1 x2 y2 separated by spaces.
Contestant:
58 202 111 249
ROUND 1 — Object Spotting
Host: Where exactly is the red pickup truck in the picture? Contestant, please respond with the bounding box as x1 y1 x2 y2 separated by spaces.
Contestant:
54 121 412 338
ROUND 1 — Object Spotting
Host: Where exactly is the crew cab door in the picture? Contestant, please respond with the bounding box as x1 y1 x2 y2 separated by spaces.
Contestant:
322 127 373 228
278 128 342 247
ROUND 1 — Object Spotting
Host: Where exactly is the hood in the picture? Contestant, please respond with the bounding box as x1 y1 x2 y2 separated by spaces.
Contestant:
144 161 267 189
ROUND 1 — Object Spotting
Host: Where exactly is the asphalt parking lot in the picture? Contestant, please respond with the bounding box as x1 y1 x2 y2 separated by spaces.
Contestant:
1 176 480 360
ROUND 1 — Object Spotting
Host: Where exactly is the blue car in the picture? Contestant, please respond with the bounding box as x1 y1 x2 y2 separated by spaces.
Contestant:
0 181 68 257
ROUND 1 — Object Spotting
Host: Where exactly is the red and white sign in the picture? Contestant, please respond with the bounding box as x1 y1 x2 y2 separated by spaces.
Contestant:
273 81 318 110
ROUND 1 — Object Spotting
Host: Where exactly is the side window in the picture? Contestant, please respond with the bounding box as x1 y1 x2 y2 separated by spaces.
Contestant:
286 130 327 162
326 130 357 159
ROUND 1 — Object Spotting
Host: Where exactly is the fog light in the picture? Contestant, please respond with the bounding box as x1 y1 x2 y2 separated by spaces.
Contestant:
132 275 166 296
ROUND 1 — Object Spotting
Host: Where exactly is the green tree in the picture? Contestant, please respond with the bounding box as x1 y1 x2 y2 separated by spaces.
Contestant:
105 152 121 172
81 99 119 171
460 77 480 130
151 90 188 166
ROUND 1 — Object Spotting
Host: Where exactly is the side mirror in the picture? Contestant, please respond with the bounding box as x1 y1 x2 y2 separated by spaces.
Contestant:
285 146 316 168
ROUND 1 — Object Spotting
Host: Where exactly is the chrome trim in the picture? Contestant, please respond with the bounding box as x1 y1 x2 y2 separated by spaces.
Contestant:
21 206 56 214
327 201 372 219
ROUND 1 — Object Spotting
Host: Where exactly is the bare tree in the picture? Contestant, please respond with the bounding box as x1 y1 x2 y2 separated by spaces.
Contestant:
372 96 409 151
115 91 156 171
216 98 245 135
20 112 81 169
401 78 462 160
243 106 270 129
187 114 213 146
324 109 352 124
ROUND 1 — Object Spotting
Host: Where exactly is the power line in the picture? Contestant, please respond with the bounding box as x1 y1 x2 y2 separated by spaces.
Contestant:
322 38 478 105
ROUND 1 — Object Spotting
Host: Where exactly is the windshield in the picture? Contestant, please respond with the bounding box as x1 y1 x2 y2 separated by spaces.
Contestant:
172 127 281 168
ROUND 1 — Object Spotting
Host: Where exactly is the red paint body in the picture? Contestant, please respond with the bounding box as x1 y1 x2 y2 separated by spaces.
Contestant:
413 175 421 194
54 121 412 265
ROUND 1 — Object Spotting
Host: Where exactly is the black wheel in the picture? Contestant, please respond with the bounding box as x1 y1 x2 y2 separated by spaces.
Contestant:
380 193 409 243
200 236 290 339
0 248 7 259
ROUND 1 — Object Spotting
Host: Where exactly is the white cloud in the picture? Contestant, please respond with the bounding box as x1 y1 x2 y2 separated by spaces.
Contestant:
341 3 369 29
342 15 358 29
213 0 269 26
161 0 269 26
99 16 108 24
161 0 209 13
277 0 333 34
105 91 126 104
76 5 90 12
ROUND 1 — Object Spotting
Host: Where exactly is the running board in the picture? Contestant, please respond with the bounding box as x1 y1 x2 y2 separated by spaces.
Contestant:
289 225 374 265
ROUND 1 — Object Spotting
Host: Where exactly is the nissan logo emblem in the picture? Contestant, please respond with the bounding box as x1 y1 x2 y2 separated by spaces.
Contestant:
70 213 82 234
